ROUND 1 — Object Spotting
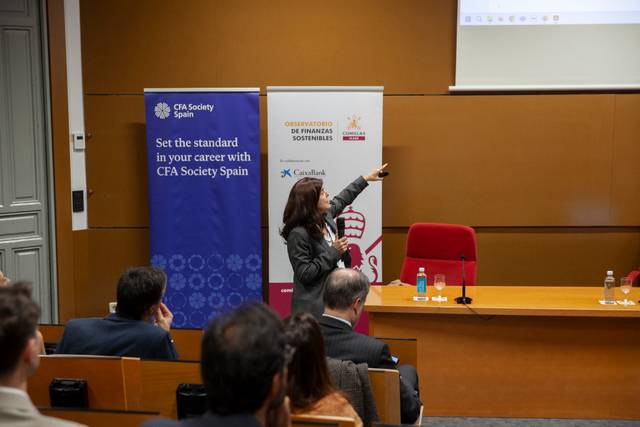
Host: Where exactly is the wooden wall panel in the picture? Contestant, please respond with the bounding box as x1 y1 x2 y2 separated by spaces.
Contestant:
74 229 150 317
63 1 640 319
610 95 640 225
383 94 616 226
80 0 455 94
84 95 148 227
212 0 455 93
382 227 640 285
85 94 629 229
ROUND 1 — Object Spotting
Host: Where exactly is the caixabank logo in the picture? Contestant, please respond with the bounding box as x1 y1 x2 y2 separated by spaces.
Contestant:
280 168 326 178
342 115 366 141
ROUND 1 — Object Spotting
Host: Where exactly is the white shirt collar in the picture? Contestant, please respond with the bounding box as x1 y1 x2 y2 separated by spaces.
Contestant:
322 313 352 328
0 386 29 399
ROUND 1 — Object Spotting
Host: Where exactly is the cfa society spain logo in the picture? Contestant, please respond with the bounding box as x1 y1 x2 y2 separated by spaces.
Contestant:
154 102 171 119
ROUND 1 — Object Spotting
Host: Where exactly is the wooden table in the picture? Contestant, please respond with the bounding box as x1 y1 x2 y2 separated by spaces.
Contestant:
365 285 640 419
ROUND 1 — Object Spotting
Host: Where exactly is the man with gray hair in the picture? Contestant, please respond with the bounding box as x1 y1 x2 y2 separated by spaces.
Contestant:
319 269 422 424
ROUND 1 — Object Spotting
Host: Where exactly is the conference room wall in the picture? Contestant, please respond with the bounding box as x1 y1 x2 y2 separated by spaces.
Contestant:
50 0 640 319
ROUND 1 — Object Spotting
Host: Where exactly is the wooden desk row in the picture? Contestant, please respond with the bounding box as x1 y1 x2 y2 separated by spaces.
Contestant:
365 285 640 419
39 324 418 367
29 355 406 425
28 356 200 418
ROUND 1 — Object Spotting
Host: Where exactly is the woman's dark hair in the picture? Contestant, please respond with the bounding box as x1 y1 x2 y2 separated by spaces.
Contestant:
280 177 324 240
284 313 336 411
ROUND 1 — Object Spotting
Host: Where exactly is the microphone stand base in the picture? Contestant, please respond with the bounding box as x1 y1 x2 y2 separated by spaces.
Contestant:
455 296 473 304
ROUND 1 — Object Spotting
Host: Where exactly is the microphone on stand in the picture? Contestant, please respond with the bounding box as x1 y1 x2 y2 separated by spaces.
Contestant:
336 217 351 268
455 254 472 304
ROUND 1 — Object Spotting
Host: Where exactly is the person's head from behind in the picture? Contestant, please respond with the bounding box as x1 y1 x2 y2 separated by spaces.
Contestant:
281 177 327 240
284 313 335 411
116 266 166 321
201 302 288 424
323 269 370 327
0 282 41 386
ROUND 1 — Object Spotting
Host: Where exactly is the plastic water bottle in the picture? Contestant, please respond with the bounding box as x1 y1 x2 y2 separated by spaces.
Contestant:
603 270 615 304
416 267 427 300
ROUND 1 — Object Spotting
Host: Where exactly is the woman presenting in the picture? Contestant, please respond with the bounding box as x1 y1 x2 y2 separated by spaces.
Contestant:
280 164 387 318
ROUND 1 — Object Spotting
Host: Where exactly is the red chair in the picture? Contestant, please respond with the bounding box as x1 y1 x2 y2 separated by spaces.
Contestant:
399 223 477 286
626 269 640 285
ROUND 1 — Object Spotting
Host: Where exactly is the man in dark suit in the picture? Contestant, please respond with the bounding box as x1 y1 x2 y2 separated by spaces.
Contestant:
55 267 177 359
142 303 291 427
320 269 422 424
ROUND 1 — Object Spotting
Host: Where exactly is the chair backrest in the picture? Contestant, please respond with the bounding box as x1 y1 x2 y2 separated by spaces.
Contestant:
39 324 65 344
28 355 142 410
367 368 400 424
415 405 424 426
39 324 203 361
139 359 201 418
626 269 640 285
291 414 357 427
400 223 477 285
377 337 417 368
326 358 379 426
39 407 159 427
171 328 204 360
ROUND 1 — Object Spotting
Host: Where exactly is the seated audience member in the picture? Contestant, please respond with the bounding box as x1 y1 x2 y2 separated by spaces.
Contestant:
0 272 45 355
56 266 177 359
142 302 290 427
320 269 422 424
284 313 362 427
0 283 85 426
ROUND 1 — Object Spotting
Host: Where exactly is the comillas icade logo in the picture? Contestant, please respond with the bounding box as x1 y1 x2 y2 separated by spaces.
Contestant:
343 114 366 141
154 102 171 119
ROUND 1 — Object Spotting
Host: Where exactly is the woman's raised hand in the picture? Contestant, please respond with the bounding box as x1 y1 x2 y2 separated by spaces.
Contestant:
363 163 388 182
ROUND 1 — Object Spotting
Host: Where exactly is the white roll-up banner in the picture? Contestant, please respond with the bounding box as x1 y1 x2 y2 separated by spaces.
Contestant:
267 87 383 329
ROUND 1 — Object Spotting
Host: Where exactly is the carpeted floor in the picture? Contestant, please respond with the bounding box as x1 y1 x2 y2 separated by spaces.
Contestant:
419 417 640 427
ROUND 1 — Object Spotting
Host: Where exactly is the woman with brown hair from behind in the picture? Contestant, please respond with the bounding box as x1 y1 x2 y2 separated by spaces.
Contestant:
284 312 362 427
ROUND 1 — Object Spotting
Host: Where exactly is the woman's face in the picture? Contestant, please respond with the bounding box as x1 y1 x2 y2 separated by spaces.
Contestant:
317 188 330 213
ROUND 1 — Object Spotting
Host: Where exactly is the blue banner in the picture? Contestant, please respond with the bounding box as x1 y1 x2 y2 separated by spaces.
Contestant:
144 90 261 328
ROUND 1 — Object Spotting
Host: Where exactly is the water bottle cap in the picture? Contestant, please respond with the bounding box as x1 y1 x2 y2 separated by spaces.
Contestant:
606 270 613 276
418 267 425 272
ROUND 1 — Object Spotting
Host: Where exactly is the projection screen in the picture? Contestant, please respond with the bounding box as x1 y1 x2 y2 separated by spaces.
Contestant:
451 0 640 91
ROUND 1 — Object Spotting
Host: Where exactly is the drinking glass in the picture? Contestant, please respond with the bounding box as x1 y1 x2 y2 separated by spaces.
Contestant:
620 277 633 306
433 274 446 302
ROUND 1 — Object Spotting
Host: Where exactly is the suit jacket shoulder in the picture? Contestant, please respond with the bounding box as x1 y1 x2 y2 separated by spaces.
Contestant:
319 316 396 369
56 315 178 360
0 389 86 427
